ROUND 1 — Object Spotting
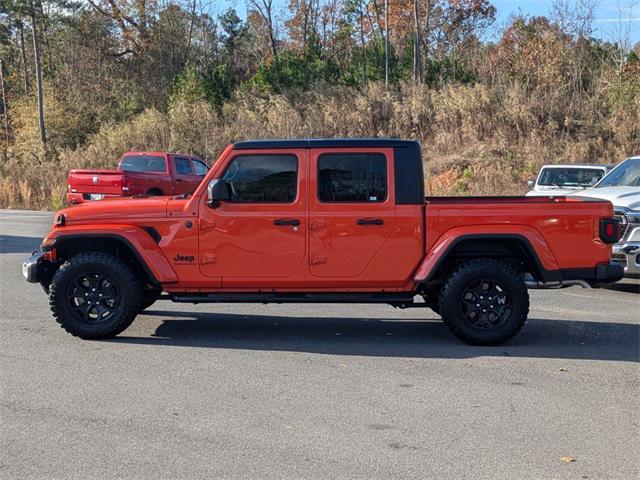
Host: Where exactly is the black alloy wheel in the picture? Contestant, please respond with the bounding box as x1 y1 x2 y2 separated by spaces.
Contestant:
67 272 121 324
459 278 512 330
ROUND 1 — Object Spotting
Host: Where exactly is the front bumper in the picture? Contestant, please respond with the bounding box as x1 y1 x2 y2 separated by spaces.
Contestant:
612 241 640 276
22 251 46 283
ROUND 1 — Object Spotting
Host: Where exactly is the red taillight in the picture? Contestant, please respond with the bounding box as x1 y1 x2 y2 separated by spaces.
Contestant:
606 223 614 237
121 176 131 192
599 218 620 244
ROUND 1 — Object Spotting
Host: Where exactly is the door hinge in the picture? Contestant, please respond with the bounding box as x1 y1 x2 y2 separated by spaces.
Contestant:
199 219 217 231
310 221 327 231
310 256 328 265
201 255 217 265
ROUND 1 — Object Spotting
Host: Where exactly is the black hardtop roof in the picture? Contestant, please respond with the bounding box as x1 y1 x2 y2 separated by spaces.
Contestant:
233 138 420 150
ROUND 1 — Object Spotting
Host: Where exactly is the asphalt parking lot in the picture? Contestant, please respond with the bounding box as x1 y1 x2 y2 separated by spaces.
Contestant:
1 209 638 479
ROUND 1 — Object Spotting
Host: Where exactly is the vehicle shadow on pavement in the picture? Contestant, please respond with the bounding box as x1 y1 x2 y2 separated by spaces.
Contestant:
0 235 43 254
112 311 640 362
605 281 640 294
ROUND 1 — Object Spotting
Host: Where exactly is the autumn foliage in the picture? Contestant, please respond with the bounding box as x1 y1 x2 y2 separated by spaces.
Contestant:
0 1 638 209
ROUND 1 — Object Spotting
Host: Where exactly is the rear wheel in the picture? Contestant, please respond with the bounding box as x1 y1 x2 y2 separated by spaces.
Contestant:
49 252 142 339
438 259 529 345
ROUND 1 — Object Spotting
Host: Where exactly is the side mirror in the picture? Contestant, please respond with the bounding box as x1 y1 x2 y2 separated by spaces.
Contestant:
527 179 535 188
207 179 230 207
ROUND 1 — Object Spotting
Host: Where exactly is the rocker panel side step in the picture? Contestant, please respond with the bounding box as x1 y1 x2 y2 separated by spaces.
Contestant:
170 292 417 304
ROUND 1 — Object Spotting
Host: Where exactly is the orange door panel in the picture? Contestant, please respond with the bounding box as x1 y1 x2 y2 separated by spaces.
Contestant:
198 149 307 281
308 148 396 278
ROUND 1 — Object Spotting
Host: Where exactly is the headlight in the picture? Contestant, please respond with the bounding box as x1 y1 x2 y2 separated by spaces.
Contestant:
614 209 639 242
626 211 640 225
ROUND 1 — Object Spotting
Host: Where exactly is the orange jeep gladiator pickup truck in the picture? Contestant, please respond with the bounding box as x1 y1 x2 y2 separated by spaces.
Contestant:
23 139 623 345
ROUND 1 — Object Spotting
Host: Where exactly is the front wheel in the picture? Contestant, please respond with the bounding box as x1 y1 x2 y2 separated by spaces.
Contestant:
49 252 143 339
438 259 529 345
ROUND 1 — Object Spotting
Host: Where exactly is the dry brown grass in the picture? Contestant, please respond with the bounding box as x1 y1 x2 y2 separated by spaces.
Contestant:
2 81 638 210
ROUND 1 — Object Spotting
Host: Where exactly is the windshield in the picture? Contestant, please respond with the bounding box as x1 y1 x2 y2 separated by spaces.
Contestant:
120 155 166 173
537 167 606 187
596 159 640 187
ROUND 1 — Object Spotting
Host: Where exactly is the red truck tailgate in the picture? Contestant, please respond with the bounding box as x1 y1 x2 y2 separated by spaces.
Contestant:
68 169 125 195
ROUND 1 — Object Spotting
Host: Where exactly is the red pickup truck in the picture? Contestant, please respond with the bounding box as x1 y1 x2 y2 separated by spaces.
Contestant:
24 139 623 345
66 151 209 204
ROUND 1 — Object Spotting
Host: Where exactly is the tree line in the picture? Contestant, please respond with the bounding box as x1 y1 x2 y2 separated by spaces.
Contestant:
0 0 503 150
0 0 638 208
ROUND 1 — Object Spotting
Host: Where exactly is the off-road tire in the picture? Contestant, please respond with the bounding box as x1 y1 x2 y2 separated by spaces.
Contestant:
49 252 142 339
438 259 529 346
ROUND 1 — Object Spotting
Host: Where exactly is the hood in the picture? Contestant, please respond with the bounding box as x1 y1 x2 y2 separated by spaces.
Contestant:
571 186 640 211
526 187 586 196
59 196 170 224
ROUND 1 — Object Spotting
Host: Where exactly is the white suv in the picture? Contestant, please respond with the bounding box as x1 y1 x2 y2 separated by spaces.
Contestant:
573 157 640 276
526 164 612 196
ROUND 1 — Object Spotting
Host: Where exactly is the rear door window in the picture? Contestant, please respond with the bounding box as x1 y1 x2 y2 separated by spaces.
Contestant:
175 157 194 175
318 153 387 202
120 155 166 173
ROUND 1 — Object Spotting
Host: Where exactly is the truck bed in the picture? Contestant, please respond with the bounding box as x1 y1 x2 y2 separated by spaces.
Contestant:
426 195 588 203
424 195 614 272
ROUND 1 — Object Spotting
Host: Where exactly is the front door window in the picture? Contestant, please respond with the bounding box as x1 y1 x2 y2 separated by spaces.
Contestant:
222 155 298 203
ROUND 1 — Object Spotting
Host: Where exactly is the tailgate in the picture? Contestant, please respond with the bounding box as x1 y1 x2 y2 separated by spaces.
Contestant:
68 169 124 195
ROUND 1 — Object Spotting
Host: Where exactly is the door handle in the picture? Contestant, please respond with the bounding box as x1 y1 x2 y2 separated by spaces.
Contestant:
357 218 384 226
176 179 184 182
274 218 301 226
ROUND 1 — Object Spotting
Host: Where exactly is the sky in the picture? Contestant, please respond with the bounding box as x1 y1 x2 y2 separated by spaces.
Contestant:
218 0 640 46
491 0 640 45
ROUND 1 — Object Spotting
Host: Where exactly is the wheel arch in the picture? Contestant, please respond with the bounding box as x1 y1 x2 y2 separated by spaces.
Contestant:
416 233 560 285
51 231 178 286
